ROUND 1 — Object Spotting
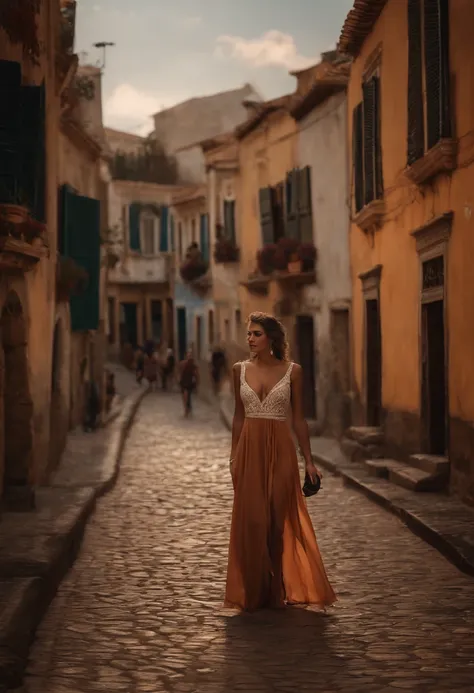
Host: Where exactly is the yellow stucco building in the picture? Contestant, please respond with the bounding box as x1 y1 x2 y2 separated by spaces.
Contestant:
343 0 474 501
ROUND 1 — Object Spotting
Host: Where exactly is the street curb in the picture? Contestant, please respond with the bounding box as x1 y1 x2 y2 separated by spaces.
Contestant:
220 398 474 578
311 447 474 578
0 386 148 691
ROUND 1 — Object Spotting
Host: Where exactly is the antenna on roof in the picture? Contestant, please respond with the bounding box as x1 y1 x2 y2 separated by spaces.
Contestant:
93 41 116 70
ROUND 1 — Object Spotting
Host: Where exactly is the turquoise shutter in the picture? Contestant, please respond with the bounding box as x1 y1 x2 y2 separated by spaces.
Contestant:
62 188 101 331
20 82 46 221
200 213 209 263
160 205 169 251
129 203 140 250
0 60 21 203
170 214 175 251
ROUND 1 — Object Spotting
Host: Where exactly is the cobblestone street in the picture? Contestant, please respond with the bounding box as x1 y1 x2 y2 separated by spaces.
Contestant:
19 393 474 693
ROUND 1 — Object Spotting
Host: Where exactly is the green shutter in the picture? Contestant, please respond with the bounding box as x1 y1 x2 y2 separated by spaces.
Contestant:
170 214 175 251
298 167 312 243
20 82 46 221
259 187 274 245
129 203 140 250
62 187 101 331
160 205 169 251
200 213 209 263
285 171 299 239
0 60 21 203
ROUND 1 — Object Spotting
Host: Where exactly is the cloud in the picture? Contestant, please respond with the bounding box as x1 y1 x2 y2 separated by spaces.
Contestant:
104 83 187 135
215 30 316 71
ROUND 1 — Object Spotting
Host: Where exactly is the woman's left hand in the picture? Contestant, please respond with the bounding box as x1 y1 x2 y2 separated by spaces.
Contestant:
305 461 322 482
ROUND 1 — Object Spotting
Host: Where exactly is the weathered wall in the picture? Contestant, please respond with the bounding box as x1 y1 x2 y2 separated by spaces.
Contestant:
348 0 474 500
298 91 351 431
153 84 261 155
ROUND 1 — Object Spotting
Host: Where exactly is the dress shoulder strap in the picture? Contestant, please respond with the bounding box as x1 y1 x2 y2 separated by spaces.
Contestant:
240 360 247 385
286 362 294 380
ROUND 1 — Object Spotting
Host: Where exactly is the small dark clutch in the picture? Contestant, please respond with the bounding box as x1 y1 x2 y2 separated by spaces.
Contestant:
302 472 321 497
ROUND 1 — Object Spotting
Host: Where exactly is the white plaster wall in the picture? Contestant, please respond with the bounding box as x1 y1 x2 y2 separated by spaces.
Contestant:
297 91 351 427
175 146 206 184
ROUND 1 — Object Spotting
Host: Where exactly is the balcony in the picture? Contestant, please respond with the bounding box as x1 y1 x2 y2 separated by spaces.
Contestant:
0 209 46 272
109 253 173 285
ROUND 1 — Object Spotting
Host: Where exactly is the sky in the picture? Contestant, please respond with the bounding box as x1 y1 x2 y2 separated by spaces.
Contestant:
75 0 354 136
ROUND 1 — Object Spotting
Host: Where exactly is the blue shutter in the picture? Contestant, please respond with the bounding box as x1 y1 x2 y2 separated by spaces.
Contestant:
62 187 101 331
160 205 169 252
200 213 209 263
169 214 175 252
20 82 46 221
0 60 21 203
129 203 140 250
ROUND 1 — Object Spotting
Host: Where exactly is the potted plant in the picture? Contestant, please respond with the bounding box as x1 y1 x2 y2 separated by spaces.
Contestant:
21 216 46 244
275 237 300 272
298 242 317 271
180 258 208 282
257 243 277 275
214 237 240 263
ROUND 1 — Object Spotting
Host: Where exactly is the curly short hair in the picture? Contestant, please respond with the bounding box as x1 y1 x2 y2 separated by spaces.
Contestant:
247 312 289 361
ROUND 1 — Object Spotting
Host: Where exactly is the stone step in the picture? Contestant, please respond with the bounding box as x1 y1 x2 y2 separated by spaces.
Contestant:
341 437 384 462
388 463 448 492
346 426 384 446
409 453 450 475
364 458 404 479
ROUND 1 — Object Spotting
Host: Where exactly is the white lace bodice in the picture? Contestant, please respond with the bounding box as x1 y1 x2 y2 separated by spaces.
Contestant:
239 361 293 421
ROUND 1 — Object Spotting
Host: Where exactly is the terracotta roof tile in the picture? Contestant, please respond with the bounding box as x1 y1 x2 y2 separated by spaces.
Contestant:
339 0 389 57
235 94 295 140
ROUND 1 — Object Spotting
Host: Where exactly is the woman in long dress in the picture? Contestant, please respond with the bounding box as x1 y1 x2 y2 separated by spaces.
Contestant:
225 312 336 612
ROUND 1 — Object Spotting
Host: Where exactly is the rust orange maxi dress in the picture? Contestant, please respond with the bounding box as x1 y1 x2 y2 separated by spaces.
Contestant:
225 361 336 612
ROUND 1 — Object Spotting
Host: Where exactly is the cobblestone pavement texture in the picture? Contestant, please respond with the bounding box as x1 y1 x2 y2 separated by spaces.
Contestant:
17 393 474 693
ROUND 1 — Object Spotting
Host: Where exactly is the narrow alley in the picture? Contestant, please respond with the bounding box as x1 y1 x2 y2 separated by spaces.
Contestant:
16 394 474 693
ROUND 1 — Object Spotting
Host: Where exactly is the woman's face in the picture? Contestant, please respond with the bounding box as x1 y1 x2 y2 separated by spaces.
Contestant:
247 321 270 355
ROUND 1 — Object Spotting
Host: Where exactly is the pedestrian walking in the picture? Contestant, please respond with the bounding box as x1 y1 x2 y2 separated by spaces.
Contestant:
161 346 175 391
178 349 199 416
135 346 145 384
225 311 336 612
210 343 227 395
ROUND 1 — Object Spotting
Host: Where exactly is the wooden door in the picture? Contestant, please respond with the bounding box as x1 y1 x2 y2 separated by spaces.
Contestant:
295 316 316 419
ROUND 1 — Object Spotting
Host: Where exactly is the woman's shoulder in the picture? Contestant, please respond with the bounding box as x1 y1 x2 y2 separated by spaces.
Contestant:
232 360 251 372
289 361 302 378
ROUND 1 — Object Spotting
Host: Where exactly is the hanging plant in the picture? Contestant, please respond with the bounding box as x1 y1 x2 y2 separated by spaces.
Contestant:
257 244 277 275
0 0 42 65
274 237 300 270
298 242 317 271
214 237 240 263
180 258 208 282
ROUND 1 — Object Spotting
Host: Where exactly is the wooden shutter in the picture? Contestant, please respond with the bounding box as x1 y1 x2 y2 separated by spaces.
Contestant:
62 188 101 331
363 79 376 205
424 0 451 150
0 60 21 203
298 166 313 243
373 76 384 199
407 0 425 164
199 213 209 263
259 187 274 245
352 103 364 213
160 205 169 252
128 203 140 250
20 82 46 221
169 214 175 252
223 199 236 242
285 171 299 239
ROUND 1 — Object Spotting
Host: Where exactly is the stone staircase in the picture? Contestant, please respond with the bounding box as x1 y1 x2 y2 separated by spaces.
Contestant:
343 426 450 493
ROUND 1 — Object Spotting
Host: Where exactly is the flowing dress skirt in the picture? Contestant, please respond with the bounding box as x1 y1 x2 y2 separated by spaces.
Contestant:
225 417 336 612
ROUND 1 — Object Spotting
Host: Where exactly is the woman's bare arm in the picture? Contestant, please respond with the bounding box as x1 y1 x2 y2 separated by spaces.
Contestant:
230 363 245 459
291 364 321 480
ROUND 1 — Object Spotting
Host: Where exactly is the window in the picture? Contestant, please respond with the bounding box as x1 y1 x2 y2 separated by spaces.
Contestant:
142 216 156 255
223 199 236 243
407 0 451 165
258 167 313 245
178 221 183 259
352 71 383 213
196 316 203 358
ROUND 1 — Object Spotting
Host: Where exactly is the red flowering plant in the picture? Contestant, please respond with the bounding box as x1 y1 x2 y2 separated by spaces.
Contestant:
298 242 317 271
274 237 300 271
256 243 277 275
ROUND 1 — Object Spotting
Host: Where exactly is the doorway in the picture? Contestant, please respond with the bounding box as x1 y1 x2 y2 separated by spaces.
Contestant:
120 302 138 348
151 300 162 343
177 307 187 360
365 298 382 426
296 315 316 419
328 308 351 436
421 300 446 454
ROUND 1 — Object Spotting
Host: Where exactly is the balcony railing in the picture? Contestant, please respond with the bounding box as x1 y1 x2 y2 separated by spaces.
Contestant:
109 253 173 285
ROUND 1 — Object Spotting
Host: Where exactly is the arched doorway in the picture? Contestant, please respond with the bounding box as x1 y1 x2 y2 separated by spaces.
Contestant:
1 291 34 509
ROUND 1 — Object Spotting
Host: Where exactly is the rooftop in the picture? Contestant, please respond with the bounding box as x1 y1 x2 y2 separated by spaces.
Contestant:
339 0 389 57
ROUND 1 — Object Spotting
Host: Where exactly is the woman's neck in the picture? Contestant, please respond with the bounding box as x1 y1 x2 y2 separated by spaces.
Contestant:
255 353 277 366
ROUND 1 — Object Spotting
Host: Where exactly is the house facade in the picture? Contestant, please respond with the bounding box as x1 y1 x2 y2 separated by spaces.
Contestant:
291 59 352 436
171 185 213 362
343 0 474 501
202 134 243 362
107 181 178 358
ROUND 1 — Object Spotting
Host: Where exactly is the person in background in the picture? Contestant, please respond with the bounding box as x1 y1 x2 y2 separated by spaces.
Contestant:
105 370 116 412
210 342 227 395
162 346 175 391
178 349 199 416
135 346 145 384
